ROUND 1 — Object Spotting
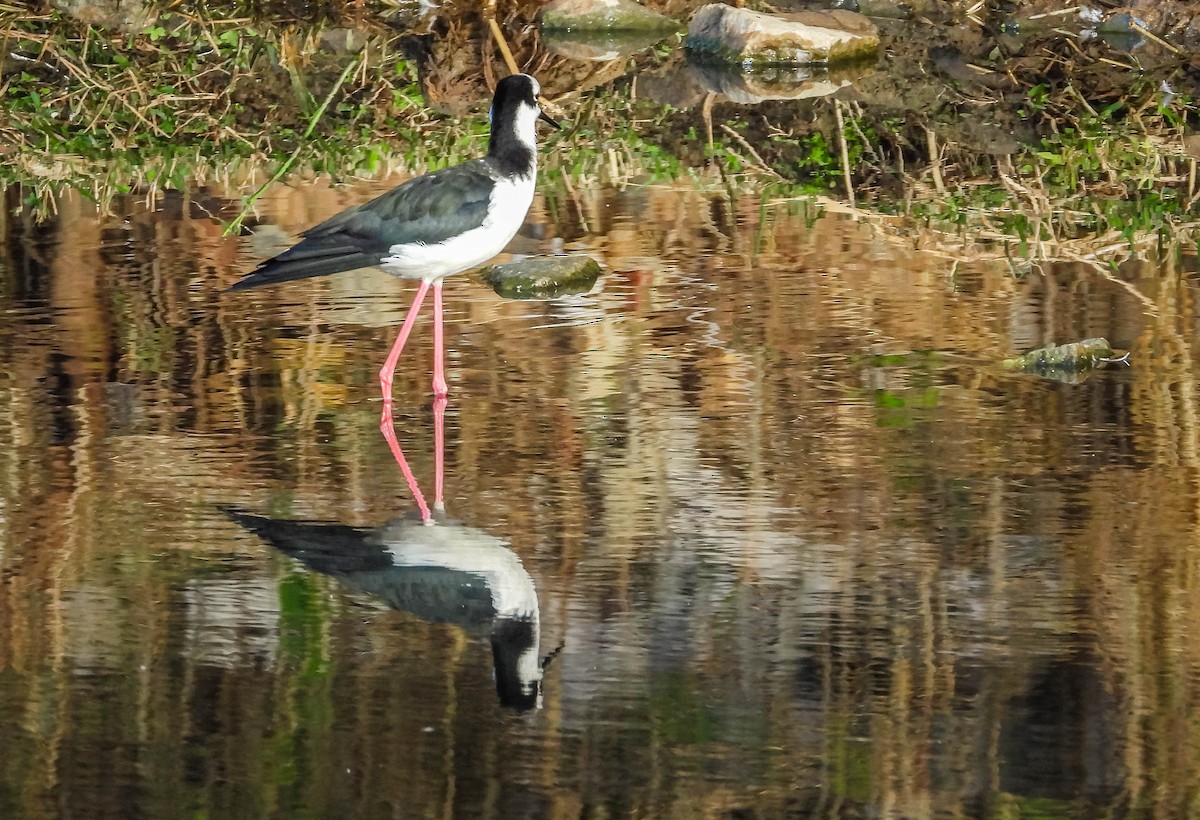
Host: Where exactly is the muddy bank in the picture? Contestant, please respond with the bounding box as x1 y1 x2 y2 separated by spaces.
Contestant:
4 0 1198 263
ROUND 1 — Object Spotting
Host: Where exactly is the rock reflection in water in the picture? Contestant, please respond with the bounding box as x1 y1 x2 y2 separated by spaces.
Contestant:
225 509 544 711
685 58 862 104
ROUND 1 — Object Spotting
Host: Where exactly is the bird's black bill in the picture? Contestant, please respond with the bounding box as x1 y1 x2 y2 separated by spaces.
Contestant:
539 109 561 130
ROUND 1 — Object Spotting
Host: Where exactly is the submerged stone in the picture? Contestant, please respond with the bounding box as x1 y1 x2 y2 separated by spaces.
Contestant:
1002 338 1117 375
541 0 679 33
481 256 602 299
1098 10 1149 33
685 5 879 68
543 29 675 61
830 0 912 20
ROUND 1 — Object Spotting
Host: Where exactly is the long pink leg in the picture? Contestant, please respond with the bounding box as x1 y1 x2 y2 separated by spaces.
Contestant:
432 280 447 511
379 279 433 522
433 393 447 512
379 279 432 413
432 280 448 399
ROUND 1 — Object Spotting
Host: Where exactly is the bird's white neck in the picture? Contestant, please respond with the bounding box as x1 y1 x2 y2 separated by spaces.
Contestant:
509 103 540 155
489 102 540 177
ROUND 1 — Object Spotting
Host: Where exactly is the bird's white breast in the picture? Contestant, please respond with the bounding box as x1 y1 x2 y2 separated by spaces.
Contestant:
381 172 535 281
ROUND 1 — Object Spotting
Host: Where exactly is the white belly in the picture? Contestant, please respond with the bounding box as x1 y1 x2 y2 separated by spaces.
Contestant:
380 173 535 280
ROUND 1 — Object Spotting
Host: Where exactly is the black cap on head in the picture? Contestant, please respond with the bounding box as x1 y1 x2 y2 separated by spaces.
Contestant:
493 73 539 106
490 74 558 130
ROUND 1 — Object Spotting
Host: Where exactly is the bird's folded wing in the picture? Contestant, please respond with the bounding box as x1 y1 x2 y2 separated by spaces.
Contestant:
305 159 496 248
227 160 497 291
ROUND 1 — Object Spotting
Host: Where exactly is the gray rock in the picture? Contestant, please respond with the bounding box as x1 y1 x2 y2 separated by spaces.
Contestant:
481 256 602 299
1184 134 1200 161
319 28 370 55
541 0 679 33
52 0 154 31
686 4 879 68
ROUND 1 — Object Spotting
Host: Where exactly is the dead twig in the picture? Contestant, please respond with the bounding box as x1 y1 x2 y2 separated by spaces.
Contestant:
719 123 783 180
1130 22 1183 56
925 126 945 195
486 18 519 77
834 101 855 207
1028 5 1080 19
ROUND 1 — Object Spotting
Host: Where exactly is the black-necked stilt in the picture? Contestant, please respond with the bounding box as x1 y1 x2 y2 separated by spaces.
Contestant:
228 73 559 417
225 507 545 710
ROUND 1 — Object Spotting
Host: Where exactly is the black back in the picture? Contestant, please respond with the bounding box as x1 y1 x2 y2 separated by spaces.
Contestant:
225 161 498 291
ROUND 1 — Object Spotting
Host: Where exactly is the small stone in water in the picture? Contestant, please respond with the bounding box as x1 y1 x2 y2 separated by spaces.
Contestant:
1002 338 1117 373
481 255 602 299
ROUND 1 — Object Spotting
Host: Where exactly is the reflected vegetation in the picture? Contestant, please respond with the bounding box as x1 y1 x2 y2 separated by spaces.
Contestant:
3 172 1200 816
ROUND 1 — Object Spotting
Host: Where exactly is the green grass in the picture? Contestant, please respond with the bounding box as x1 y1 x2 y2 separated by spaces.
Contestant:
4 8 1197 258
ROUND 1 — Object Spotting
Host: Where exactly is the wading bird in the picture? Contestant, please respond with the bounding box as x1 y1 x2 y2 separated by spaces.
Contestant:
228 74 559 451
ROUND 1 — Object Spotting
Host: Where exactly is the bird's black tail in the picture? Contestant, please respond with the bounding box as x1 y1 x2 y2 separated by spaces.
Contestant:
226 239 381 291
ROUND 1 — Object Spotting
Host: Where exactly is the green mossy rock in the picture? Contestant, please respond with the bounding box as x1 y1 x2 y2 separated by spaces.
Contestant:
481 255 602 299
830 0 912 20
686 4 880 68
1002 338 1117 374
541 0 679 33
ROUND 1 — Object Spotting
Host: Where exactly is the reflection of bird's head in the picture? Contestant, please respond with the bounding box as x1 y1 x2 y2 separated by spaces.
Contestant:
491 617 542 711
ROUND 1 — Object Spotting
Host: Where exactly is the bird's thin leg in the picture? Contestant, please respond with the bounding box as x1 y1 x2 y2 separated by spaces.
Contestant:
431 281 447 510
379 279 432 415
379 279 434 522
433 393 447 512
432 280 448 399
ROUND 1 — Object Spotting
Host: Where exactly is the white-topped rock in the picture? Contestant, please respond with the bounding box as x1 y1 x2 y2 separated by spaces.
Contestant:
686 4 879 67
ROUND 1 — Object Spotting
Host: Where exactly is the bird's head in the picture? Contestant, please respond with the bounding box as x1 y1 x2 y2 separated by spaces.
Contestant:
490 73 560 135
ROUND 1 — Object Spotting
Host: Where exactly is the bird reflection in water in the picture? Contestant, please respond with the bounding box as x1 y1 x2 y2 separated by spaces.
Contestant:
227 403 546 710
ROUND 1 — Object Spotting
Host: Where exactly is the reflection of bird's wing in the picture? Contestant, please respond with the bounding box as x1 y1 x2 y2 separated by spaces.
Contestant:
345 566 497 632
224 509 498 632
224 509 386 572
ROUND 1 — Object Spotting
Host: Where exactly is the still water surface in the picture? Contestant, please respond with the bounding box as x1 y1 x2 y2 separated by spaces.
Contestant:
1 179 1198 818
